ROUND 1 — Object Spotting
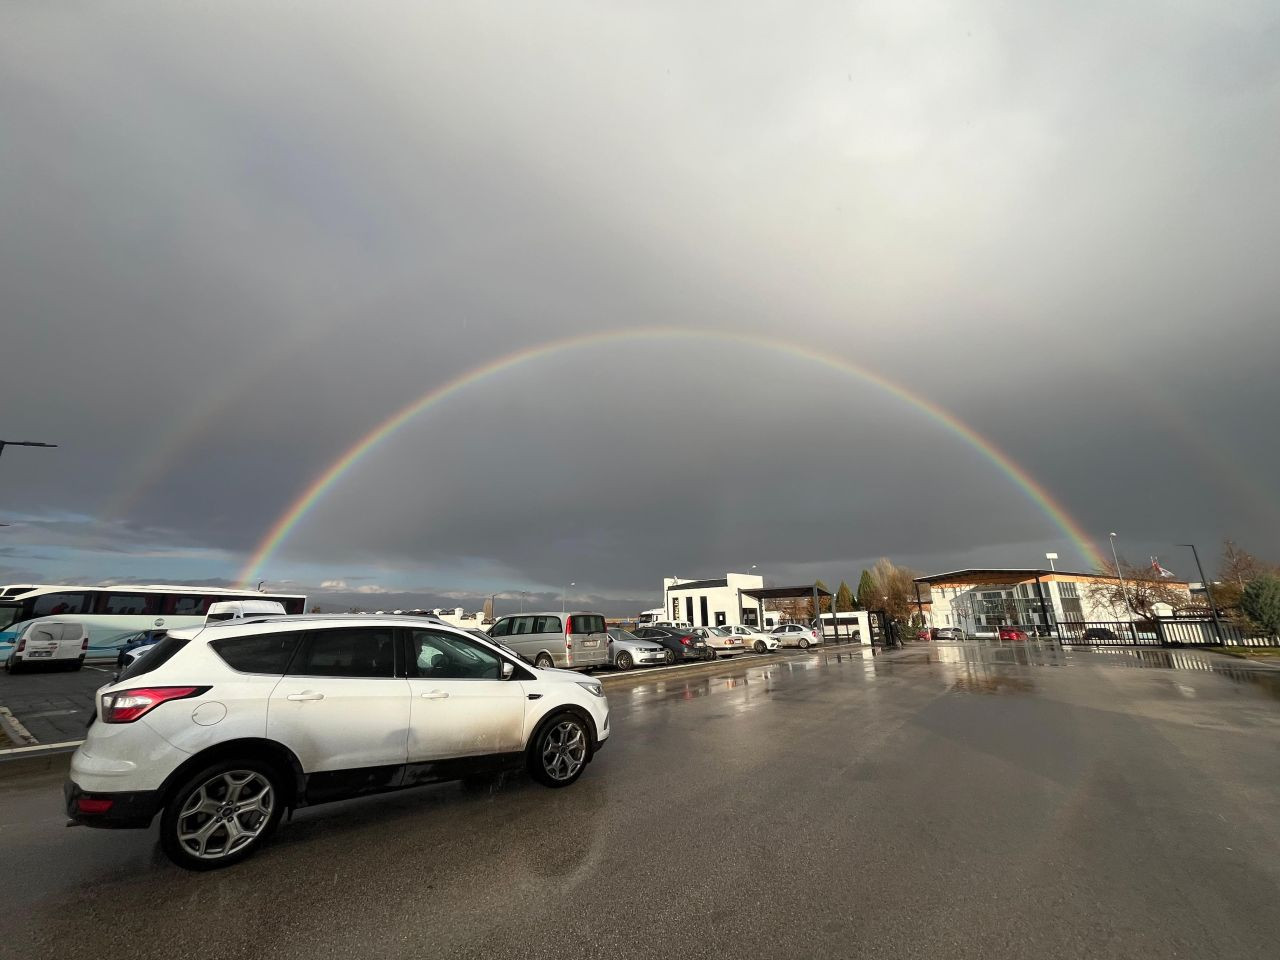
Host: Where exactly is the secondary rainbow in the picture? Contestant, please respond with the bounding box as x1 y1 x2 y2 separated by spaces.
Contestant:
238 327 1106 585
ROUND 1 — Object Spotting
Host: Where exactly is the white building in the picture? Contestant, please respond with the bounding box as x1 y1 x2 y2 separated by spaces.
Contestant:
663 572 773 628
914 568 1192 635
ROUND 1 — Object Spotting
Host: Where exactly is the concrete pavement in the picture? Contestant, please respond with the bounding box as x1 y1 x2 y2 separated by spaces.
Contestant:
1 643 1278 960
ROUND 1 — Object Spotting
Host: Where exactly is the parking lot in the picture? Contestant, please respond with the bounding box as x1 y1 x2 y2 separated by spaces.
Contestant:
1 642 1278 960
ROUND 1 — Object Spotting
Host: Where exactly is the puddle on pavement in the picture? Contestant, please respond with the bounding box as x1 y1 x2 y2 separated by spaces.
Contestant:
949 673 1037 695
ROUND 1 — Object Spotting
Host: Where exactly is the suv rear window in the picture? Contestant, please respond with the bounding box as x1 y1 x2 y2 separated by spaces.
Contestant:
117 635 190 682
211 632 302 675
569 615 604 634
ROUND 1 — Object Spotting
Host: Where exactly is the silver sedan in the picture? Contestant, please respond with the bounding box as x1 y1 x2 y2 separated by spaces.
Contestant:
607 629 667 670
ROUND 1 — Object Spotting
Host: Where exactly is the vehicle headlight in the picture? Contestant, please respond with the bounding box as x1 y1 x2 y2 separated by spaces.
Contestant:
576 681 605 698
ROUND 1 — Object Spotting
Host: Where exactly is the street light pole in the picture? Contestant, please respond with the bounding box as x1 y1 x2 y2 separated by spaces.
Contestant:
1177 543 1223 642
562 582 575 614
1045 552 1058 572
0 440 58 460
1108 533 1138 641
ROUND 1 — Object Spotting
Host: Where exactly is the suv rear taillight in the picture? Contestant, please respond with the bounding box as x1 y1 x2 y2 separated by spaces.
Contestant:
565 616 573 635
15 635 26 653
102 686 209 724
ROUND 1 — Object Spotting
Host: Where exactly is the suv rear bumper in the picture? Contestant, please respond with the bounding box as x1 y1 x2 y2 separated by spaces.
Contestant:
64 780 162 830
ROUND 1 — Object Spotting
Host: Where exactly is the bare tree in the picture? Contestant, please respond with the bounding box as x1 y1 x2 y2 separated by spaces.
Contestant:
1087 559 1190 619
870 557 923 625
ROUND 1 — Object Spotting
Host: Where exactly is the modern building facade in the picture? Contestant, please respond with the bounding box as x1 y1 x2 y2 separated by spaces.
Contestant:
663 573 775 628
914 568 1192 635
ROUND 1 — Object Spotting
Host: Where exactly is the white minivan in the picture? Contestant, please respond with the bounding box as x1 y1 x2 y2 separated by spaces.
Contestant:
4 619 89 672
487 612 610 670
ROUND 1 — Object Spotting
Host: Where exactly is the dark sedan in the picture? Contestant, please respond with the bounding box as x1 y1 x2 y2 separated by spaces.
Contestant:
633 627 713 664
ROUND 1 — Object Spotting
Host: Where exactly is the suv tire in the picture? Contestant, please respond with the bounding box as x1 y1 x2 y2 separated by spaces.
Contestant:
527 713 590 788
533 653 555 669
160 757 286 871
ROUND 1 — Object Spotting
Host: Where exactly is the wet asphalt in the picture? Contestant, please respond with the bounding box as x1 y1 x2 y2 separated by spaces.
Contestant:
1 642 1278 960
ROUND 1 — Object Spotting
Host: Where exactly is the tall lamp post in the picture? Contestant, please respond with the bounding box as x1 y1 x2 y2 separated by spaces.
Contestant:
1045 552 1058 572
1177 543 1223 642
0 440 57 461
1108 532 1138 641
562 582 575 614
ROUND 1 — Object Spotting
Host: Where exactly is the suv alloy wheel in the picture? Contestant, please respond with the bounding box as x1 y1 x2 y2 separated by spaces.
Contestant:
160 758 285 871
528 713 590 788
533 653 555 669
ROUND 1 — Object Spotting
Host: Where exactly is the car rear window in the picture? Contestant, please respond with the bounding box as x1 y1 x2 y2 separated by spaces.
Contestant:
211 632 303 675
117 635 191 682
570 615 604 634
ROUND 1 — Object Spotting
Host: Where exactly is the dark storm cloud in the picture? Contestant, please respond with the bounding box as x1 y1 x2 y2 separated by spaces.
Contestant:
2 1 1278 600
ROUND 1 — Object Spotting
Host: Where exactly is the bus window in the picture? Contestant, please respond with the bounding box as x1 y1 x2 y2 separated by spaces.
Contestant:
165 594 212 615
272 596 306 615
0 604 21 631
97 592 161 615
31 592 90 616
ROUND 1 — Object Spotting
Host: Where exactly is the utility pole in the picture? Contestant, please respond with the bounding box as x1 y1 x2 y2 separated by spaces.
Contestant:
1177 543 1223 643
1108 533 1138 642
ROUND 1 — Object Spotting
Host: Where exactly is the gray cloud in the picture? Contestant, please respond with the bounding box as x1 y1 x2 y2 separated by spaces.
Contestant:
2 2 1278 604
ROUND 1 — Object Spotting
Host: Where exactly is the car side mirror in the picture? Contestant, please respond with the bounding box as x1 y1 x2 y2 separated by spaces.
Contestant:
501 660 515 680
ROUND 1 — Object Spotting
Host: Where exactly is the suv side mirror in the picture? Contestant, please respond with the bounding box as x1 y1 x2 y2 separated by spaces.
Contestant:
501 660 515 680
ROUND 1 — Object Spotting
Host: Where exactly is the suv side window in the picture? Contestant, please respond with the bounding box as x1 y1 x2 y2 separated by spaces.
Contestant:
489 618 511 638
211 632 303 675
406 629 503 680
532 615 562 634
291 628 396 678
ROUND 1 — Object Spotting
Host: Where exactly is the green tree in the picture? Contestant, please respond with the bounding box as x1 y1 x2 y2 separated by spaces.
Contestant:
814 579 831 615
835 580 855 612
1241 574 1280 637
856 570 877 610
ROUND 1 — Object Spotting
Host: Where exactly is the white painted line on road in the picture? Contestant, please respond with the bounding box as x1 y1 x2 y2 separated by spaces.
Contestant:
0 739 84 757
85 666 111 673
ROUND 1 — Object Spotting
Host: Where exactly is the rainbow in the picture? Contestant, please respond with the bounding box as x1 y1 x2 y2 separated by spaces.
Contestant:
237 327 1106 585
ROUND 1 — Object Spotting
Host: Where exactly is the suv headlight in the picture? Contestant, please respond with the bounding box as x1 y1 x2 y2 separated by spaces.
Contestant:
576 681 605 698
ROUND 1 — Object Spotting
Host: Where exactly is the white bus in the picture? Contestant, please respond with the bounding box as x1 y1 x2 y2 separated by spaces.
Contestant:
0 584 307 660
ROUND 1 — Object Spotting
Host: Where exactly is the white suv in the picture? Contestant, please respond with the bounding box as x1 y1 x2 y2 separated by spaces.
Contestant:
65 615 610 870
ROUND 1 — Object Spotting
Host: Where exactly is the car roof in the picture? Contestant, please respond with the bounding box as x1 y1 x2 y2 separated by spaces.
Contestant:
166 613 458 641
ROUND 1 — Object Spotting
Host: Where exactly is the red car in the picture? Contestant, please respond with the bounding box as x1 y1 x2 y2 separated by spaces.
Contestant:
998 626 1029 641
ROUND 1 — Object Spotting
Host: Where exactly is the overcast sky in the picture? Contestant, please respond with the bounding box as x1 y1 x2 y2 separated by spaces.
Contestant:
2 2 1278 615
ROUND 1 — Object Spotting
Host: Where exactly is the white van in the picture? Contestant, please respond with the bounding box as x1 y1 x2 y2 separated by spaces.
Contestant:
4 619 89 672
487 611 610 670
651 620 694 632
205 599 288 623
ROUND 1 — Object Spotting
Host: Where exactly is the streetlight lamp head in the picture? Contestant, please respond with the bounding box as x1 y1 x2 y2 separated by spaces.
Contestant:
1109 532 1118 538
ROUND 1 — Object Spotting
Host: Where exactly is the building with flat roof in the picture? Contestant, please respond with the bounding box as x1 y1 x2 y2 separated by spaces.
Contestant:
913 568 1191 636
663 573 769 628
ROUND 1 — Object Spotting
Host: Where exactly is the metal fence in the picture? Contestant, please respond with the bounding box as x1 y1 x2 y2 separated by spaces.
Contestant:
1058 618 1279 648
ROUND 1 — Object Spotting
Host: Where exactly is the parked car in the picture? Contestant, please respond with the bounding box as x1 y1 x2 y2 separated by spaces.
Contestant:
461 627 532 665
1080 627 1119 643
4 620 88 673
934 627 965 641
116 630 168 669
64 615 610 870
633 627 712 663
486 611 610 670
998 626 1029 641
771 623 821 648
722 624 779 653
691 626 745 657
606 628 667 670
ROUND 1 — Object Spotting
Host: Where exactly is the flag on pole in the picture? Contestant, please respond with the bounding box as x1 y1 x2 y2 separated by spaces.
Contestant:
1150 557 1176 579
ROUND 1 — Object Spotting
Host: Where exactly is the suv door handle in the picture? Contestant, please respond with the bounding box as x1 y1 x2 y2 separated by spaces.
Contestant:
286 692 325 701
420 691 449 700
